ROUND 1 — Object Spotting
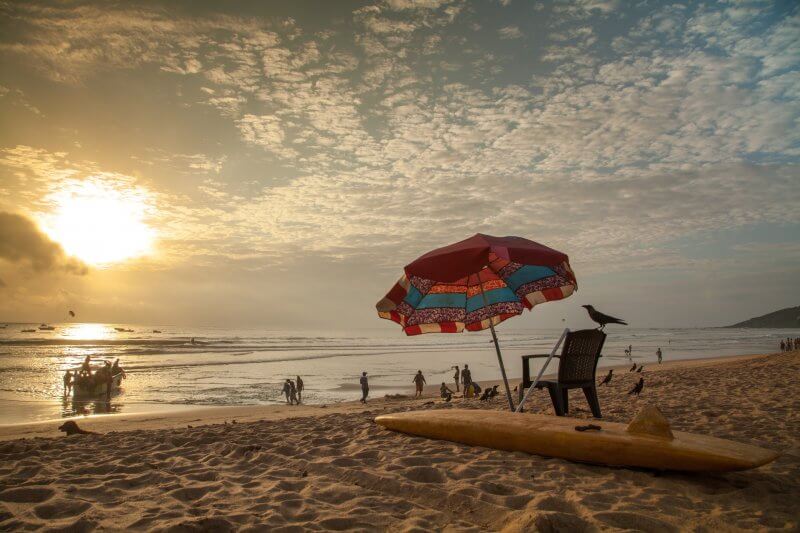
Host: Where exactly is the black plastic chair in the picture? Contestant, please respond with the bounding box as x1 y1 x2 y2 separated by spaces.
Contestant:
518 329 606 418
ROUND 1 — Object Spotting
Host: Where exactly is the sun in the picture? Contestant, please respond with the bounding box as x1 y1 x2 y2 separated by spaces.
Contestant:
42 178 155 266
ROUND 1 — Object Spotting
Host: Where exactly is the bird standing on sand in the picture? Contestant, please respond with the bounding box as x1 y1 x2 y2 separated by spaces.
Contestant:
628 378 644 396
629 362 637 372
636 364 644 373
599 369 613 385
582 305 628 329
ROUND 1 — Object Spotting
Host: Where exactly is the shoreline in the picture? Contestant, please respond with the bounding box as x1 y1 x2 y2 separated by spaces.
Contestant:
0 350 797 530
0 351 772 442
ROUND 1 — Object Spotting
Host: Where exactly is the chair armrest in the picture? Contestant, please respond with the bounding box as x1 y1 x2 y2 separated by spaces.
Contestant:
522 354 560 359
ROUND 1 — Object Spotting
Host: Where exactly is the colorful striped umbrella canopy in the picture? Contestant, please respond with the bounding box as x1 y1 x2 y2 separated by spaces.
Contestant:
376 234 577 411
376 234 577 335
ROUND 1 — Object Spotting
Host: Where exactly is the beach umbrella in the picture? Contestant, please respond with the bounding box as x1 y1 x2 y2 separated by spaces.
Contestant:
376 233 577 411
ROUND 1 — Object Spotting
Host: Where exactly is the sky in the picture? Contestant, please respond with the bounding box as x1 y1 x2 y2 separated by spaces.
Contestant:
0 0 798 330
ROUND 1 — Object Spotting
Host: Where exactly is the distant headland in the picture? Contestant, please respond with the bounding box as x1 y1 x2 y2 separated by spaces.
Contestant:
726 306 800 328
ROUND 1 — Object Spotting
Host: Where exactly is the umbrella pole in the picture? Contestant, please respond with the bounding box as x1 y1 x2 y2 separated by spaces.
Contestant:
479 282 515 411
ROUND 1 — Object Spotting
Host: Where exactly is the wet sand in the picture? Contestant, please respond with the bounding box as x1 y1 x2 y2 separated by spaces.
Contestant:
0 351 797 530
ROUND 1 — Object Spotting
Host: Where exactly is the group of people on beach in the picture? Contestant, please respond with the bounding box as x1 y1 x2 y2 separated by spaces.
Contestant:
355 364 479 404
780 338 799 352
282 376 304 405
63 355 124 399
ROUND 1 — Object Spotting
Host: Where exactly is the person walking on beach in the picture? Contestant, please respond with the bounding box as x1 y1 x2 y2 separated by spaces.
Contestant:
452 366 460 392
780 340 786 352
63 370 73 396
360 372 369 403
282 379 292 404
296 375 304 403
656 347 663 364
461 364 472 396
289 379 299 405
413 370 426 398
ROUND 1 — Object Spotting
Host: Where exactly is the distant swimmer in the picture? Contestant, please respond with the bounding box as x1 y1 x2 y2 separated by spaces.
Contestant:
296 376 304 403
628 377 644 396
452 366 460 392
599 369 613 386
413 370 426 398
360 372 369 403
582 305 628 329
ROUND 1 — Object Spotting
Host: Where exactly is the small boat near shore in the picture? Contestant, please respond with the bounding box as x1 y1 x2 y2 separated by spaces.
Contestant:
73 371 124 398
38 324 55 330
21 329 36 333
114 327 134 332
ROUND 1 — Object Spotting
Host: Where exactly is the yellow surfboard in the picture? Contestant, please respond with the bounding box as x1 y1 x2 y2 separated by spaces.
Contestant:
375 407 779 472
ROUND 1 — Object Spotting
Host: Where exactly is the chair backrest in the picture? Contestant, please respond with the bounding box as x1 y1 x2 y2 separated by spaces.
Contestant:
557 329 606 385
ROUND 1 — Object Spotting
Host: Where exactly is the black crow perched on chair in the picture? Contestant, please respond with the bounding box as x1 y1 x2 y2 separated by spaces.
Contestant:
636 364 644 373
582 305 628 329
629 362 637 372
628 377 644 396
599 369 613 385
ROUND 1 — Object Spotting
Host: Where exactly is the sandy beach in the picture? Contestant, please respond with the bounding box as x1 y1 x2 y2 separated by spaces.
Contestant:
1 351 798 531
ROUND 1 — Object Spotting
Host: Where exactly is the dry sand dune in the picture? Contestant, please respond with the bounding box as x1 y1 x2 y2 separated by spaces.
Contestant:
1 352 798 531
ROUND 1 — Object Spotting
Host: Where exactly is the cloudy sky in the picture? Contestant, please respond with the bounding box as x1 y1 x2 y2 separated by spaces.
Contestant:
0 0 798 329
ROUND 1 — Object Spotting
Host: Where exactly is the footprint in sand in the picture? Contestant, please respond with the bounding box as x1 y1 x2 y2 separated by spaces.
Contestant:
0 487 54 503
33 499 91 520
400 466 446 484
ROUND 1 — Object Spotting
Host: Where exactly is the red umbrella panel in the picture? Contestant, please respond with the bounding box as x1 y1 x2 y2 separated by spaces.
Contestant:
377 252 576 336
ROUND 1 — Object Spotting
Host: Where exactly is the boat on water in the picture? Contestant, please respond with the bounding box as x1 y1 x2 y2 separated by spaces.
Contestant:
114 327 134 332
73 371 124 398
38 324 55 330
21 329 36 333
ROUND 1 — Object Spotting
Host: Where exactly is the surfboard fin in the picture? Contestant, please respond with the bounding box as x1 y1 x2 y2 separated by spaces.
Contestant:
626 405 674 440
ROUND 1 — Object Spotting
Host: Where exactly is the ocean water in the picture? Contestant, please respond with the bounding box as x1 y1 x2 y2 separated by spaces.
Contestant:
0 322 793 424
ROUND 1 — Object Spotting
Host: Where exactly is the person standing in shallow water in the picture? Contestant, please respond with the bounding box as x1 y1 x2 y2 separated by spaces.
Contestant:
413 370 426 398
63 370 72 396
296 375 304 403
360 372 369 403
656 347 663 364
289 379 299 405
452 366 460 392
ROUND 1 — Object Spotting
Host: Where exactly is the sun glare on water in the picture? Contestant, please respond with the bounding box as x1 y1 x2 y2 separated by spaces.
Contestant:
43 178 155 266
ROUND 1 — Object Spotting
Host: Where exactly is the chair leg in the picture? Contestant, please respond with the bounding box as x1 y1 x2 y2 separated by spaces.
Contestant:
561 387 569 415
583 385 602 418
546 385 565 416
518 386 525 412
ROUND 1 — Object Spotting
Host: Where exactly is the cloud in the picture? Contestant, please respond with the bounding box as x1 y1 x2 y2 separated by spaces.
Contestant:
0 212 87 274
498 25 523 39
